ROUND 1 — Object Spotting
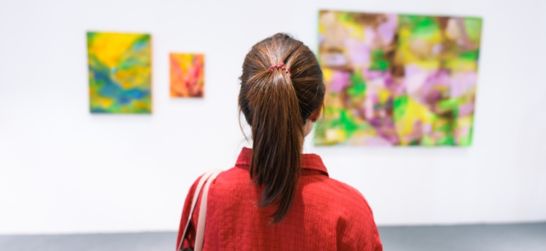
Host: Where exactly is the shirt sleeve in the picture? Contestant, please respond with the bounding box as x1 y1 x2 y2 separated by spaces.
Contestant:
175 176 203 251
337 196 383 251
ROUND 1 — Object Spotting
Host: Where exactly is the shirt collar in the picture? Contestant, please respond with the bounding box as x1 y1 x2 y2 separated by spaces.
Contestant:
235 147 329 176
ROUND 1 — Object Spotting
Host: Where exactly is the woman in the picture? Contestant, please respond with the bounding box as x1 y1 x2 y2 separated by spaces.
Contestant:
176 33 382 250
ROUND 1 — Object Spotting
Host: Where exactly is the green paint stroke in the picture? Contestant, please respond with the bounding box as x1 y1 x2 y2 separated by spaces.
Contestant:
347 72 367 98
370 49 390 72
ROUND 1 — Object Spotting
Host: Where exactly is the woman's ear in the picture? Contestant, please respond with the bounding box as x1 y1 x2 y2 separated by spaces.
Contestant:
309 108 321 122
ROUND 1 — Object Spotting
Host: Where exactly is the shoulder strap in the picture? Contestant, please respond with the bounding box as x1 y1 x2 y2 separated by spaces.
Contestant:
178 169 223 251
178 171 214 251
194 170 223 251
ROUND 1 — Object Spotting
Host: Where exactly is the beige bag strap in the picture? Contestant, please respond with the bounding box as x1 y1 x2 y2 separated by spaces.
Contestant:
178 170 222 251
178 171 213 251
194 170 222 251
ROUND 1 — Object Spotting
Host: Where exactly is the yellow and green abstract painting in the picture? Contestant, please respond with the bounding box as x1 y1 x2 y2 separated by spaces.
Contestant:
315 10 482 146
87 31 152 114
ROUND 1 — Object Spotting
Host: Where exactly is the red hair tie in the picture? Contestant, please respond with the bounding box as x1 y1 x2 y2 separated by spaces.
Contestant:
268 63 289 74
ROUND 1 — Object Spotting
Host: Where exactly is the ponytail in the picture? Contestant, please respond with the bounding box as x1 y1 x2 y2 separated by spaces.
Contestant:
248 67 303 222
239 33 325 222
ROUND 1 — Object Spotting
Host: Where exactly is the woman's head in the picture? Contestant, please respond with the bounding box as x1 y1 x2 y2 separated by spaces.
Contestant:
238 33 325 222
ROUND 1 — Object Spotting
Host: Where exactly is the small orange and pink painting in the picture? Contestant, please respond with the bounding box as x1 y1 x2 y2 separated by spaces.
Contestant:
170 53 205 98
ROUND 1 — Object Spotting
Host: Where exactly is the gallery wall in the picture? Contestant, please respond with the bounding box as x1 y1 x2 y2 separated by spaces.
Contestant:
0 0 545 233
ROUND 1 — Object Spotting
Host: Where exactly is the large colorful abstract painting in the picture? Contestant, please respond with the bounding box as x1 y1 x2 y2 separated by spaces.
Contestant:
315 10 482 146
170 53 205 98
87 31 152 114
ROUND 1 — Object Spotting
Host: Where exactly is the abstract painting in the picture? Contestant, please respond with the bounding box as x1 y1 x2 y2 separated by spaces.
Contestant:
170 53 205 98
87 31 152 114
315 10 482 146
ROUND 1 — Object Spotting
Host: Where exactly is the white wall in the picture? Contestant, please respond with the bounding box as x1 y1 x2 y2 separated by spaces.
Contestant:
1 0 545 234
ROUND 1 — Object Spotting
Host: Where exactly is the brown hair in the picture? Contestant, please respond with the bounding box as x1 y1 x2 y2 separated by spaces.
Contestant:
238 33 325 222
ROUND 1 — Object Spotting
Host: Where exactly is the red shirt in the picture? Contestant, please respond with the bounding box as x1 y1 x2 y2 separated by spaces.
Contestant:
176 148 382 250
